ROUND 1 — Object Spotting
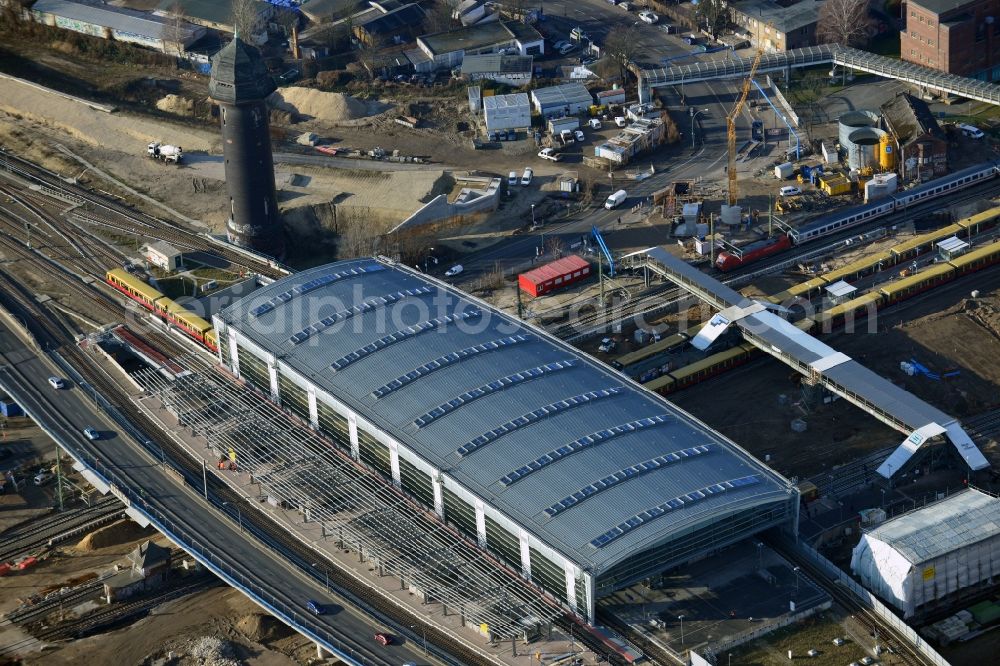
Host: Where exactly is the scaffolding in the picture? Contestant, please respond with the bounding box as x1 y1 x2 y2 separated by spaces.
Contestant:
136 358 565 640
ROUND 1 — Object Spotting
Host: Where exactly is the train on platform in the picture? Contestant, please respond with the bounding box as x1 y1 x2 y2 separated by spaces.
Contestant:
715 160 1000 272
106 268 218 351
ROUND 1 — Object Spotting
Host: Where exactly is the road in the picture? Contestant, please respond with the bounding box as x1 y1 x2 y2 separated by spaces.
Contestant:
0 323 430 666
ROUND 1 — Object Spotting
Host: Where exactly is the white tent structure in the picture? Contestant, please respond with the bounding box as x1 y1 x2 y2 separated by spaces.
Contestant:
851 489 1000 618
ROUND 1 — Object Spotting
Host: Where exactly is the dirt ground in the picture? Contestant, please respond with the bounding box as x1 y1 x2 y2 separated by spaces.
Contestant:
672 268 1000 480
728 607 880 666
24 586 313 666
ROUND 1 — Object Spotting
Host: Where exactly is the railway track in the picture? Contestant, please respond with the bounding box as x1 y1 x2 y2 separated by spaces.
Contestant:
767 537 929 666
0 497 123 563
0 148 283 279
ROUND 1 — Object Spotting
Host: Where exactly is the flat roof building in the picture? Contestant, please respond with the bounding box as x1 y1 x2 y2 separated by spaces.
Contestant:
728 0 822 51
31 0 205 54
461 54 533 86
530 82 593 118
213 258 796 620
417 21 544 70
482 92 531 132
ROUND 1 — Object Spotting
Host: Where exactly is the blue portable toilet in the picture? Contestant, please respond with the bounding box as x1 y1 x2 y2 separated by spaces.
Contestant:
0 396 23 417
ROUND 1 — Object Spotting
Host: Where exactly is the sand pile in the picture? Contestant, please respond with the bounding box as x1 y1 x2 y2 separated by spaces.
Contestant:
75 519 153 551
236 613 292 643
156 94 194 116
267 87 368 122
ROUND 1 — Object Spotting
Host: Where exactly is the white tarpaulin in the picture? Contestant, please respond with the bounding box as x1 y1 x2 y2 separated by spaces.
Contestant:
877 422 947 478
691 301 765 351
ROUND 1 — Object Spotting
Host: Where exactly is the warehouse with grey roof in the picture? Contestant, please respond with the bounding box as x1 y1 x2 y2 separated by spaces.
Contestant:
213 258 797 620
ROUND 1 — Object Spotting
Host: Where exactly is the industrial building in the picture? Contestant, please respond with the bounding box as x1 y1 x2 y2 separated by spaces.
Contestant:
530 82 593 118
212 258 798 621
144 241 182 272
352 2 425 47
880 93 948 179
461 54 534 86
29 0 206 55
153 0 272 35
851 489 1000 618
482 92 531 132
413 21 544 72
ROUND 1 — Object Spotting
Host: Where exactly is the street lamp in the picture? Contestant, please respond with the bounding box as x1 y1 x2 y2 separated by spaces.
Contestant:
677 614 685 645
531 203 536 227
423 247 436 272
311 562 329 591
410 624 427 655
792 566 801 597
690 108 709 149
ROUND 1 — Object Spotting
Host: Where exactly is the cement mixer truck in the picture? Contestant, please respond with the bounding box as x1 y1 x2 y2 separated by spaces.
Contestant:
147 142 183 164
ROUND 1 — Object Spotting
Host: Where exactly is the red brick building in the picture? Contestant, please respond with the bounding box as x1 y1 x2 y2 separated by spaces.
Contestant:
901 0 1000 81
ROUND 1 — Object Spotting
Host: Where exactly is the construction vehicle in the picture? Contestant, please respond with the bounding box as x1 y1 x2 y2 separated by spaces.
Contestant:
726 43 766 206
147 142 183 164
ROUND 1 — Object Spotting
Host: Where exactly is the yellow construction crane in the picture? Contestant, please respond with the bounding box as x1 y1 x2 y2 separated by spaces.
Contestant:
727 44 766 207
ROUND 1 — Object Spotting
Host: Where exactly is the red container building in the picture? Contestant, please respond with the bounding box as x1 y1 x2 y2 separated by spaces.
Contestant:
518 255 592 297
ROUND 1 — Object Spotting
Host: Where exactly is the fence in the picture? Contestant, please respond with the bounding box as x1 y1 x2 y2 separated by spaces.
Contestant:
794 541 951 666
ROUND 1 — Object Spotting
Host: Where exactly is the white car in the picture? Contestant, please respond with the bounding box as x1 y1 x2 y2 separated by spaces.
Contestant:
537 148 561 162
598 338 616 353
48 376 65 389
552 40 570 51
639 10 658 24
779 186 801 196
521 167 533 186
959 123 985 139
560 129 575 144
83 427 100 441
574 130 585 142
619 1 630 9
588 118 602 130
33 470 54 486
444 265 464 277
508 171 518 186
614 116 627 127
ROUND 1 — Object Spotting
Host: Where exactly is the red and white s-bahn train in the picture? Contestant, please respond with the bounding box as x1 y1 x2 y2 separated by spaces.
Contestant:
714 160 1000 272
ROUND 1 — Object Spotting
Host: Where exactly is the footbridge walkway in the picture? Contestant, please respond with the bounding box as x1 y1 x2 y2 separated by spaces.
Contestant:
639 44 1000 106
636 247 990 481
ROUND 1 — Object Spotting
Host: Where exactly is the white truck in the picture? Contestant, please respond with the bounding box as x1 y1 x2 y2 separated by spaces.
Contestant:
604 189 627 209
148 142 183 164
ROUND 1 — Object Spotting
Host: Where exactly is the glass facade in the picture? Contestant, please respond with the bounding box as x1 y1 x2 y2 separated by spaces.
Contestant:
530 547 567 603
237 347 270 394
485 515 522 571
358 428 391 478
443 487 477 539
399 457 434 506
278 372 310 422
317 401 351 452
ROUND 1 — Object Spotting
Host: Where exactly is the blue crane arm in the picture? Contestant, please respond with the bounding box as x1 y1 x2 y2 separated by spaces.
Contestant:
750 79 800 160
591 225 615 276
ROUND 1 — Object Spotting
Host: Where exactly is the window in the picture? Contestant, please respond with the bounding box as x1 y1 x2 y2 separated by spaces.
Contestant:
928 39 934 46
911 31 917 38
910 10 915 16
919 15 924 23
911 49 916 55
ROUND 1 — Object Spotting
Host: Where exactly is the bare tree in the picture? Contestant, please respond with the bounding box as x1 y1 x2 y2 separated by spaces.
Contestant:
423 0 455 34
231 0 264 38
817 0 872 48
337 219 382 258
545 235 565 258
695 0 728 37
603 24 642 87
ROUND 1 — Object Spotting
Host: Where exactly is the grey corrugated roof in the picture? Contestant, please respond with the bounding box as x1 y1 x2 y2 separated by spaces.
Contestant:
530 83 593 109
865 489 1000 565
462 54 533 75
32 0 202 42
217 259 792 574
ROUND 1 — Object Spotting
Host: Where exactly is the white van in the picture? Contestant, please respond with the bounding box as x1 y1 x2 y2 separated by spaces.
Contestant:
508 171 518 186
959 123 985 139
605 189 627 209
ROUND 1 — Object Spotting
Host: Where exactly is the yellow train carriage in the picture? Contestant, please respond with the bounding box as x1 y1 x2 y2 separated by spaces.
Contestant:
661 344 755 392
878 263 956 304
956 206 1000 236
811 291 883 333
947 240 1000 275
106 268 163 308
611 332 688 369
890 223 966 261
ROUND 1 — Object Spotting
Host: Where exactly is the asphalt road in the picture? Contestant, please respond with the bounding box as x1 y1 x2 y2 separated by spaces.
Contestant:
0 324 430 666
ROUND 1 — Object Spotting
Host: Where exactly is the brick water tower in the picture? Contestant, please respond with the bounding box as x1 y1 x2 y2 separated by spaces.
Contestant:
208 36 285 258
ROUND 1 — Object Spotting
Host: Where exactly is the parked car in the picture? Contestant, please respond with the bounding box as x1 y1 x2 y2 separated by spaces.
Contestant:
374 633 393 646
588 118 602 130
521 167 533 186
598 337 616 353
959 123 985 139
660 24 674 34
639 10 658 23
508 171 518 186
558 43 577 55
779 186 801 196
444 264 464 277
83 427 100 441
552 40 570 51
506 128 516 141
614 116 627 127
48 376 65 389
33 470 54 486
619 1 630 9
537 147 561 161
560 129 575 144
277 68 300 84
574 129 585 142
